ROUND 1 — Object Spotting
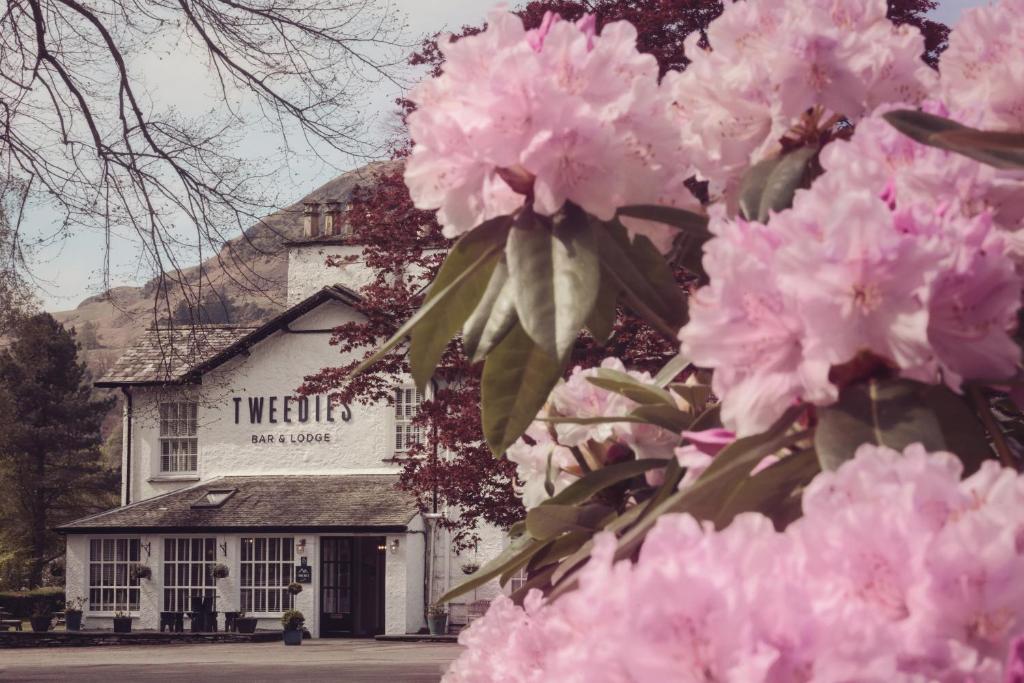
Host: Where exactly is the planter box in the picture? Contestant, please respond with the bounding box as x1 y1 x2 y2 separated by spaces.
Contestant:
65 612 83 632
283 629 302 646
112 617 132 634
427 614 448 636
236 618 258 634
29 617 51 633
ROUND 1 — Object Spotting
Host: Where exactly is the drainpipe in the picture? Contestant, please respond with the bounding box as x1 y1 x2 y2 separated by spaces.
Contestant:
422 512 442 616
121 387 133 506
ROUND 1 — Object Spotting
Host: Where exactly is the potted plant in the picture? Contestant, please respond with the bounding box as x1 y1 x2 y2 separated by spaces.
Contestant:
287 582 303 596
460 561 480 575
65 597 86 632
427 603 448 636
212 563 230 580
29 604 53 632
131 565 152 581
112 611 132 634
235 611 258 634
281 609 304 646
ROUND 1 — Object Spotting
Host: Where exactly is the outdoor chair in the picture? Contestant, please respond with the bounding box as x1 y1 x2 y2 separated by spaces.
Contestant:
466 600 490 625
0 608 22 631
160 612 185 632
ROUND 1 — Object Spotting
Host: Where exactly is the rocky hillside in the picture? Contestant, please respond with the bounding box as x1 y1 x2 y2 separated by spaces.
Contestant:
53 161 393 380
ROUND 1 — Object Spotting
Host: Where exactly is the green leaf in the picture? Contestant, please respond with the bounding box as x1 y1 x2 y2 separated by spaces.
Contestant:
585 274 620 345
481 322 565 455
668 384 714 413
629 404 693 432
507 208 600 363
884 110 1024 170
924 385 994 476
595 221 686 337
814 378 946 471
739 147 819 222
525 503 614 540
350 216 510 381
628 232 689 328
586 368 677 407
462 257 510 361
712 448 820 530
654 352 690 387
616 204 711 239
437 528 546 603
544 458 668 507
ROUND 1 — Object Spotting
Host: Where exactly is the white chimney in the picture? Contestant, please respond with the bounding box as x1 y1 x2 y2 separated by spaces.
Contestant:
303 202 321 238
322 201 344 237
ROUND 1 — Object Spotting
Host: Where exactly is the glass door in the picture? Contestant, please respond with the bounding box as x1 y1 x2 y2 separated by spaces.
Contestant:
320 537 386 637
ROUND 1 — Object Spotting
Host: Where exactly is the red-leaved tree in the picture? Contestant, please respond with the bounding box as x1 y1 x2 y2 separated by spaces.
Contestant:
301 0 949 549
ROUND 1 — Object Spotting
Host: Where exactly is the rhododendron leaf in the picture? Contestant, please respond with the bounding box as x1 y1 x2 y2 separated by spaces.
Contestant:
462 257 510 362
739 146 819 222
668 384 714 413
544 458 668 507
924 385 993 476
526 503 615 540
470 270 520 364
482 322 565 456
815 378 946 471
616 205 711 239
550 501 649 590
613 406 806 560
712 448 820 530
586 369 676 407
585 275 619 345
884 110 1024 170
510 564 560 605
654 352 690 387
596 221 687 336
629 404 693 432
507 207 600 364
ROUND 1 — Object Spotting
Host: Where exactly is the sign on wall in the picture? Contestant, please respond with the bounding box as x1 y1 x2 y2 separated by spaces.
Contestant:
232 394 352 445
296 565 313 583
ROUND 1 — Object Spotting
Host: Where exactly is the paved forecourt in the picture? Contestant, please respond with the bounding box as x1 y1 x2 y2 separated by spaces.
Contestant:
0 639 463 682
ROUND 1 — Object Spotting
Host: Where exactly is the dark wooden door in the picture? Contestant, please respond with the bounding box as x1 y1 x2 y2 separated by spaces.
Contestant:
320 537 385 637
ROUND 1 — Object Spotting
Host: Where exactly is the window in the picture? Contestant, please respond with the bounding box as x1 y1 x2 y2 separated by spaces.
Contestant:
508 566 528 595
394 386 423 453
240 537 295 613
88 538 141 612
163 538 217 612
160 401 198 473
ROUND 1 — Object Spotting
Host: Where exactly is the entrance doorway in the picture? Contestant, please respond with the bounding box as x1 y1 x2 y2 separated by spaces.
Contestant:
320 536 386 637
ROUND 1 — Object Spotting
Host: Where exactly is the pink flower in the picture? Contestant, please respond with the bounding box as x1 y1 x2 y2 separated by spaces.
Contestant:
405 9 697 247
939 0 1024 132
506 422 579 508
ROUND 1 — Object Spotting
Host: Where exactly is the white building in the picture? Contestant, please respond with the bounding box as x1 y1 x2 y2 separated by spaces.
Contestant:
59 203 506 637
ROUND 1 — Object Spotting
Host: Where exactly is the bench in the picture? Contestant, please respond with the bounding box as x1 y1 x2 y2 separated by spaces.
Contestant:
0 609 22 632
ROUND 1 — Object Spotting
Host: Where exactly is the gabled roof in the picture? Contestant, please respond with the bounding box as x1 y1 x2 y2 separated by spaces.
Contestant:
95 285 361 387
58 474 416 533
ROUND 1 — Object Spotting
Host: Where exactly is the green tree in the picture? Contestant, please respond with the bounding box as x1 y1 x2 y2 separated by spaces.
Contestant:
0 314 117 588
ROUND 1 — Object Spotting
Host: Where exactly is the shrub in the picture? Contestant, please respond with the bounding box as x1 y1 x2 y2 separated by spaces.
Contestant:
0 588 65 619
281 609 304 630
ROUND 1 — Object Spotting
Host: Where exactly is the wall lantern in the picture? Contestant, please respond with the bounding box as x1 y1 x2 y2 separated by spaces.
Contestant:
389 539 400 554
297 538 307 555
140 541 152 558
219 541 228 558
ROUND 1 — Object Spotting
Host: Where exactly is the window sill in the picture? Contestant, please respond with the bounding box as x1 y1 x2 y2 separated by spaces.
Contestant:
148 474 200 483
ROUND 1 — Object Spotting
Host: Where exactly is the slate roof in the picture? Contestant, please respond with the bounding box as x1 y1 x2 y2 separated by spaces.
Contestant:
96 285 361 387
58 475 417 533
96 326 256 387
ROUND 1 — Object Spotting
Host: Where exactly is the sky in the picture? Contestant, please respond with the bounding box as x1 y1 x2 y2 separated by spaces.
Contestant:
27 0 985 311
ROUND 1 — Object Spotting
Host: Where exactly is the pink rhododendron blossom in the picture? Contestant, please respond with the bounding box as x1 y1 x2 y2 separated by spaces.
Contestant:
405 9 697 249
505 422 579 509
680 110 1023 436
939 0 1024 132
663 0 935 197
444 445 1024 682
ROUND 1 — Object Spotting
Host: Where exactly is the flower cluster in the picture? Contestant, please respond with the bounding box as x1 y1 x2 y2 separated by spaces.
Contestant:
445 444 1024 682
663 0 935 197
680 105 1023 436
506 358 678 507
404 9 695 251
939 0 1024 132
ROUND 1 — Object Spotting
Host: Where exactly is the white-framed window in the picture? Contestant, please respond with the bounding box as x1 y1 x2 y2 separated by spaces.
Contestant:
163 537 217 612
240 537 295 613
508 566 528 595
159 401 198 473
88 538 141 613
394 386 423 453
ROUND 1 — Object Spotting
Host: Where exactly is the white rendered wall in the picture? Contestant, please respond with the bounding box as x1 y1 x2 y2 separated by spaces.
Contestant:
287 244 374 305
125 300 402 503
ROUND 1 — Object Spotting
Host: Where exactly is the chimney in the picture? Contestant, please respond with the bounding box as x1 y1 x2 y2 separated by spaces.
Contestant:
303 202 321 238
323 201 344 237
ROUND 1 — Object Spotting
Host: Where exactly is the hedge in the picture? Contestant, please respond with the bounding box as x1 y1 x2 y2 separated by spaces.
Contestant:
0 588 65 619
